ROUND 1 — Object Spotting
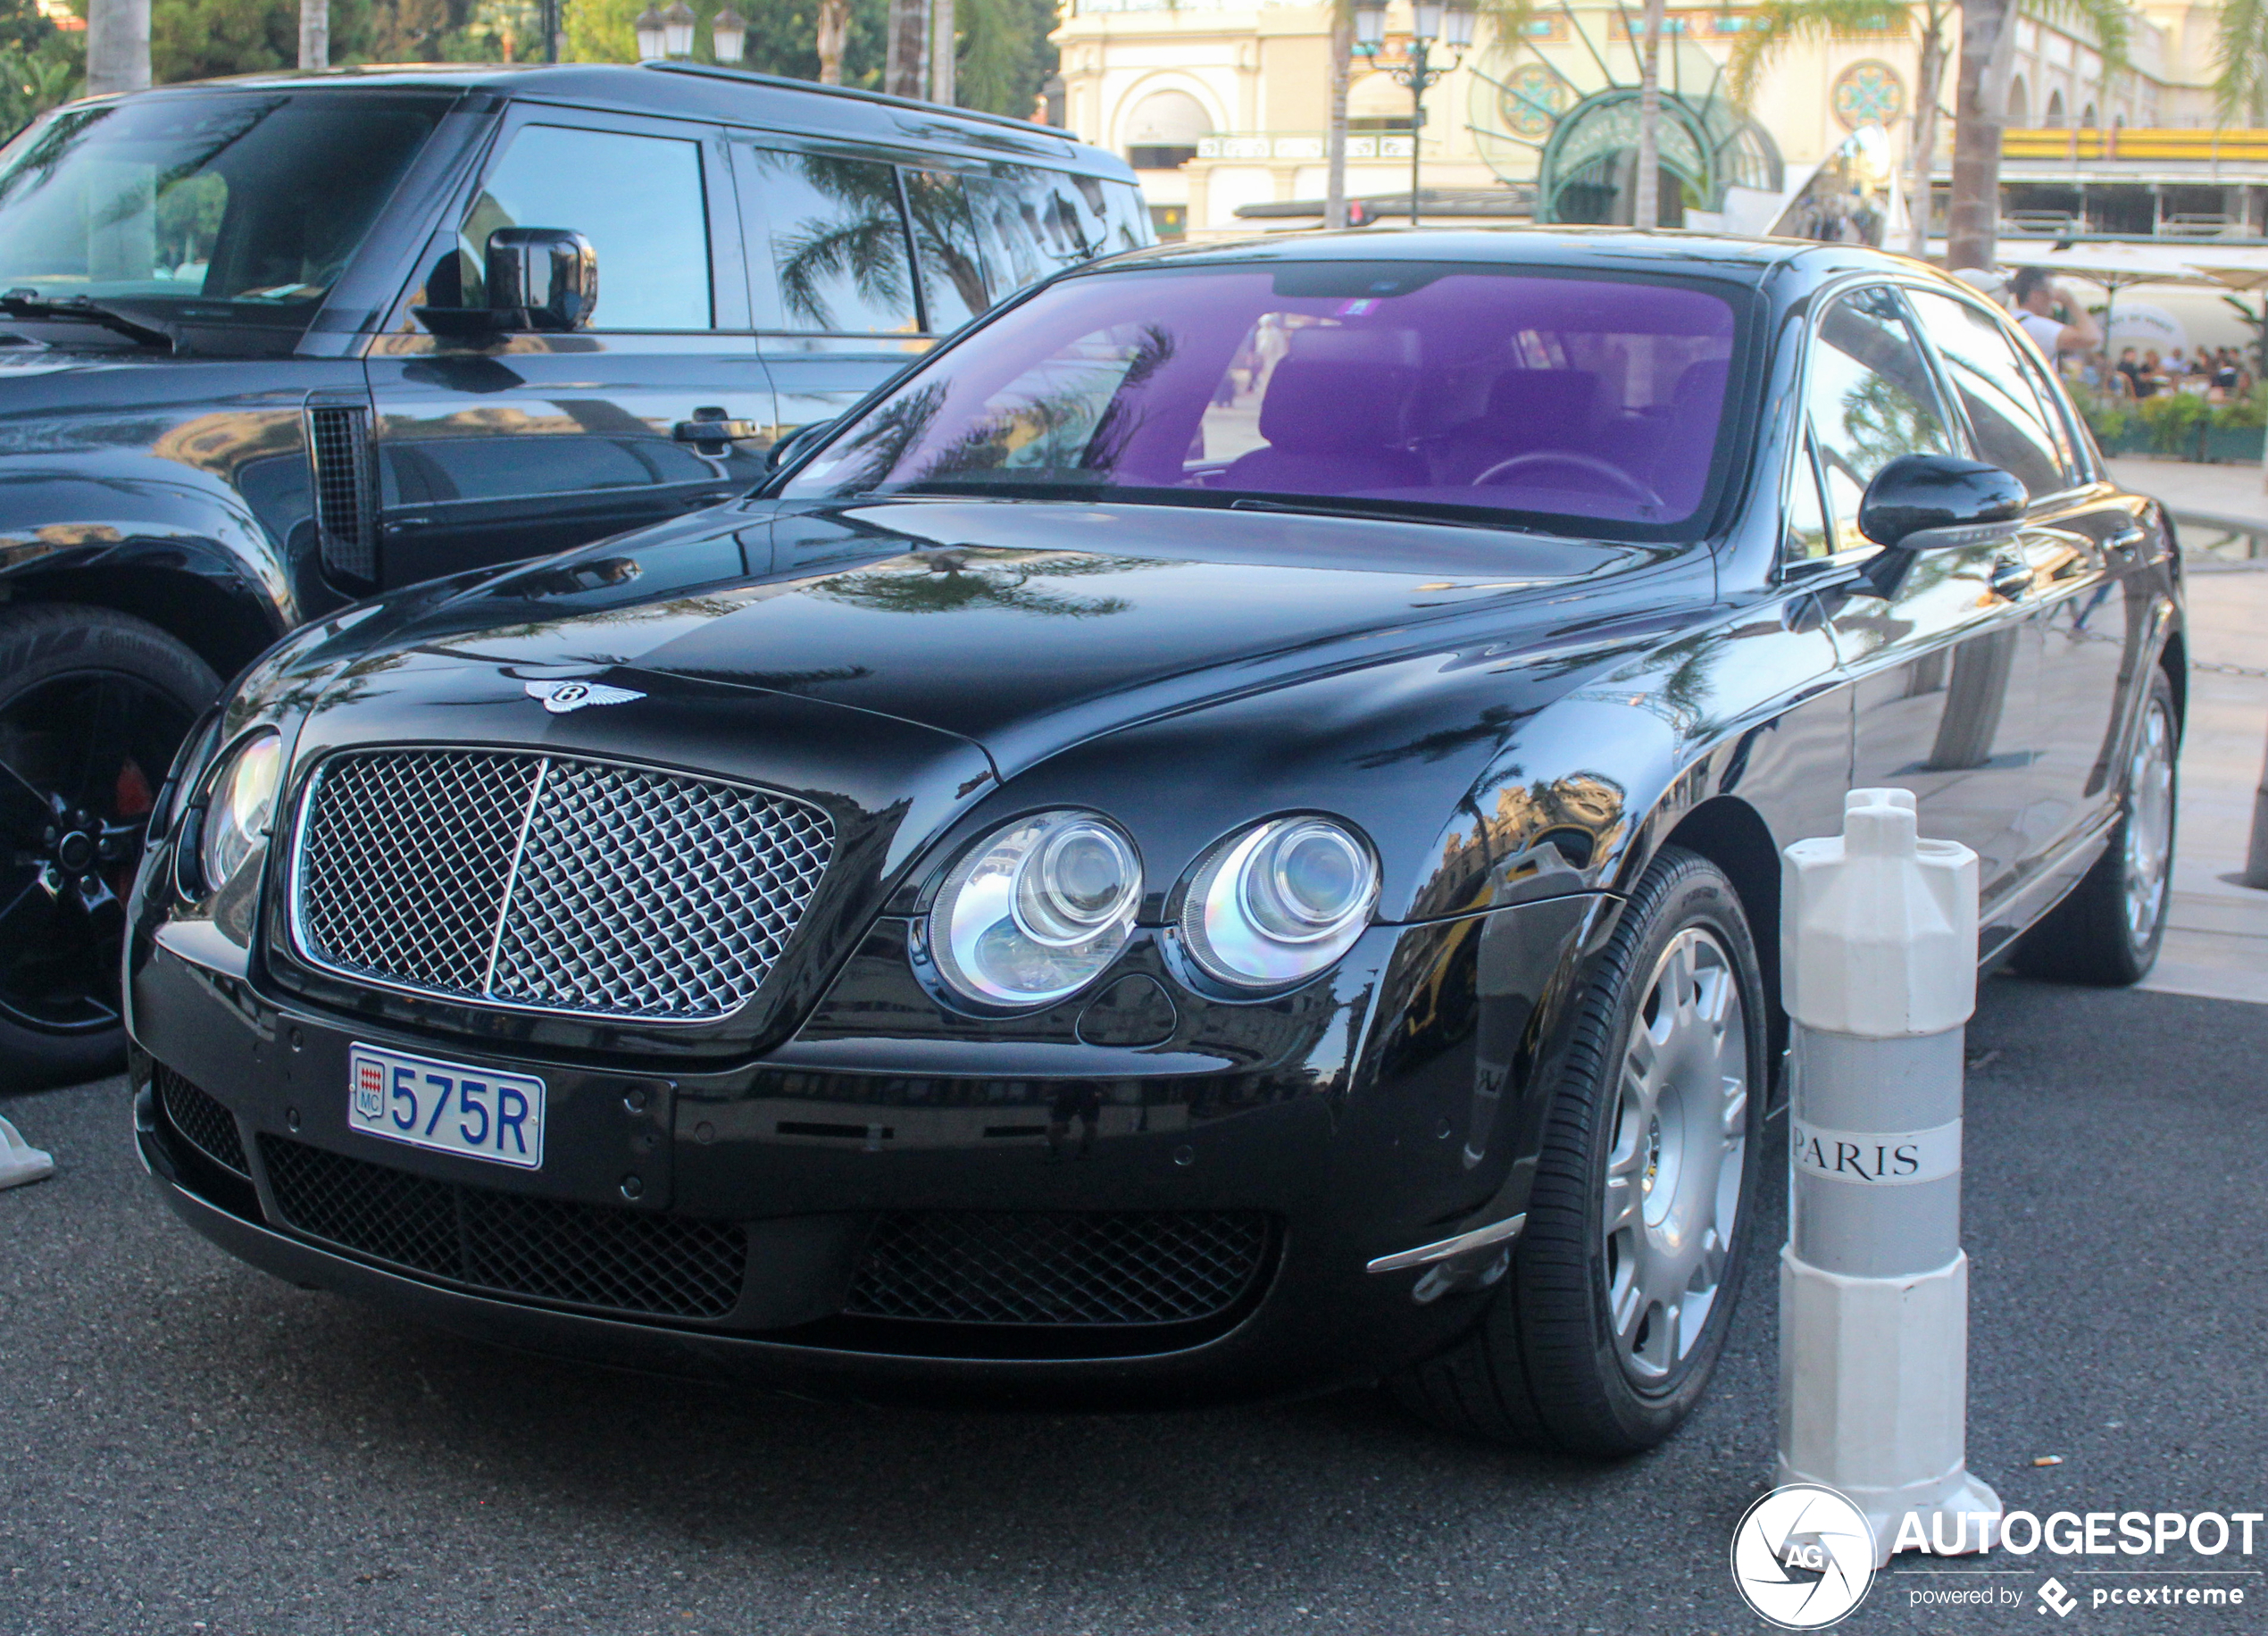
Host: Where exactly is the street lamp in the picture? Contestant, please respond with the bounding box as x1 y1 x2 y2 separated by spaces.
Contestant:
710 4 747 63
1351 0 1476 229
661 1 697 58
634 4 667 56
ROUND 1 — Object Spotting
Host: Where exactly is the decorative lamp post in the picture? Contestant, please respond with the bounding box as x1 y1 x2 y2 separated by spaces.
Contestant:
710 4 747 63
634 4 668 56
1352 0 1476 228
661 1 697 58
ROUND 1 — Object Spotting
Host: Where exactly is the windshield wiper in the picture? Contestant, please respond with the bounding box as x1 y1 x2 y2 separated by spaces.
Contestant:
0 290 177 351
1228 495 1572 538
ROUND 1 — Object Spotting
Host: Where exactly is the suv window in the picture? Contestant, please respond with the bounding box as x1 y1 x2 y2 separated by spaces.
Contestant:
0 91 446 331
903 169 990 332
737 146 917 335
1805 287 1956 553
1906 288 2067 501
460 124 711 330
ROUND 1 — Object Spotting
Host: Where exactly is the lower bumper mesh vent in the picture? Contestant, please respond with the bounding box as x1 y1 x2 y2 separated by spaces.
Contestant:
259 1137 746 1320
157 1064 249 1177
843 1210 1272 1326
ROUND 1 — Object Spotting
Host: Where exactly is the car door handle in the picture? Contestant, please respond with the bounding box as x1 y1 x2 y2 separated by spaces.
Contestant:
672 412 764 443
2107 527 2149 551
1989 559 2034 600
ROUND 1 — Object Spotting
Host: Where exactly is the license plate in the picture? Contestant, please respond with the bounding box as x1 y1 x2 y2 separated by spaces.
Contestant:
347 1043 545 1170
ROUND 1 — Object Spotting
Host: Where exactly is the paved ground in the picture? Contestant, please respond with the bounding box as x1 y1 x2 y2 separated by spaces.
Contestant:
2102 456 2268 1005
4 976 2264 1636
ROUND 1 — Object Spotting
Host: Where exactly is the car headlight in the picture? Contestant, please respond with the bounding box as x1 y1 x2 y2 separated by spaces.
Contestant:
194 730 282 895
930 809 1141 1008
1179 816 1379 990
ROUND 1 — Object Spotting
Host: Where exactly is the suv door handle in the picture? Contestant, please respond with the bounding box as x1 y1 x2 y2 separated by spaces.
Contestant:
673 409 763 444
1989 558 2034 600
2107 526 2149 550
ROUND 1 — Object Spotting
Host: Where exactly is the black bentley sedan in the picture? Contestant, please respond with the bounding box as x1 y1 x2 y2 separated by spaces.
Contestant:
127 230 2183 1455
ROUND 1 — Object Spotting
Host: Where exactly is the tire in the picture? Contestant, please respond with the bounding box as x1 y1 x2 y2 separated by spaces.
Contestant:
0 604 219 1089
2012 668 2177 988
1392 845 1769 1456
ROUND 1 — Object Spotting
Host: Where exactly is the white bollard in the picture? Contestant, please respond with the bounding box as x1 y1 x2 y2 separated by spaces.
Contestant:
1776 788 2000 1567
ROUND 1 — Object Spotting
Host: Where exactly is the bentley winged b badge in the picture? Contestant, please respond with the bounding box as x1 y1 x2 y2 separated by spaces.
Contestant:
524 679 645 714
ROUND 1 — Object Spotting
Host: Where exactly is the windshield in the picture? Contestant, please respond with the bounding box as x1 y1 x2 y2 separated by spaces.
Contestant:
0 91 447 329
782 263 1747 535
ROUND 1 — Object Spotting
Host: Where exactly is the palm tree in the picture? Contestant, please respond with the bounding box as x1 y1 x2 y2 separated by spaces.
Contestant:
1730 0 2123 266
817 0 847 83
1633 0 1666 227
2212 0 2268 124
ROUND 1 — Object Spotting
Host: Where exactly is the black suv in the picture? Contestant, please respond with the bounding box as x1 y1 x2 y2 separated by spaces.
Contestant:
0 63 1147 1084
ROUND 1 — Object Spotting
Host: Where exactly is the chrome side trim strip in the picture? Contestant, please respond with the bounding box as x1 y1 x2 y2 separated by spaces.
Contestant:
1365 1212 1527 1275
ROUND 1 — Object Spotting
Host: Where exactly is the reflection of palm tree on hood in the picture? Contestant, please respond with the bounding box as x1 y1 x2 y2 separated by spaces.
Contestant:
810 548 1155 619
776 158 915 330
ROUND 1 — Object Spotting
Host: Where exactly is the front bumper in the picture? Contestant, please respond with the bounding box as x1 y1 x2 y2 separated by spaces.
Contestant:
129 894 1602 1403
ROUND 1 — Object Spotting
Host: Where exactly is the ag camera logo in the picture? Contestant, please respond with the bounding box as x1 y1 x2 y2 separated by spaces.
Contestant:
1730 1484 1879 1629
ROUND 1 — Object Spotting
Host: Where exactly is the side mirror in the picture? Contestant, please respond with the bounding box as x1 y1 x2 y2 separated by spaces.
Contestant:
413 228 597 338
486 228 597 331
765 417 840 473
1854 455 2025 597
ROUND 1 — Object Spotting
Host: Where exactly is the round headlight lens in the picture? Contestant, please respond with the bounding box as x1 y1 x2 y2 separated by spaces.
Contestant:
1181 816 1379 989
196 730 282 894
930 810 1140 1007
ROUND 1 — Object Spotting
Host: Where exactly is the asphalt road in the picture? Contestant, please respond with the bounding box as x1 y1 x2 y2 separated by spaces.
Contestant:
4 976 2264 1636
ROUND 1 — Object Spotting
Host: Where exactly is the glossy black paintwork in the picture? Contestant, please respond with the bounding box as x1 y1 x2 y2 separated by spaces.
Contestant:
127 228 2185 1399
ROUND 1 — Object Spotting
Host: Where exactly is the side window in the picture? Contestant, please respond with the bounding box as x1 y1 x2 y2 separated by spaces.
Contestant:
1785 435 1834 563
736 145 916 335
1905 288 2067 500
460 124 711 330
1095 179 1155 255
2015 350 2085 482
1805 287 1956 553
902 169 990 332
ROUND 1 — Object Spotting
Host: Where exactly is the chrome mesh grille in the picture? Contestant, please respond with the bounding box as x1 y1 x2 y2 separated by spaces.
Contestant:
292 748 834 1020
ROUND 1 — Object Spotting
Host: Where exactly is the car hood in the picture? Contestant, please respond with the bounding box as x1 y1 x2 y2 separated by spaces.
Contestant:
404 497 1687 775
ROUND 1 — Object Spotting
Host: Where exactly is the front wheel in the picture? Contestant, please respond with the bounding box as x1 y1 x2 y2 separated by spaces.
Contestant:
0 604 218 1089
2012 667 2177 988
1392 846 1767 1456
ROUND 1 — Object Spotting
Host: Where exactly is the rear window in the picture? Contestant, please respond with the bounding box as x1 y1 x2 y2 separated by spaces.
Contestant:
784 263 1747 538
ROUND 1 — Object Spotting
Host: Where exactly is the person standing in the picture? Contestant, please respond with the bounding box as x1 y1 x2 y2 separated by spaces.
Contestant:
2010 266 2102 358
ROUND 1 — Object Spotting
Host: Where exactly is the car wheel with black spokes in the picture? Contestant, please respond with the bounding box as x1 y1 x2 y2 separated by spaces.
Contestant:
1393 845 1768 1456
0 604 218 1088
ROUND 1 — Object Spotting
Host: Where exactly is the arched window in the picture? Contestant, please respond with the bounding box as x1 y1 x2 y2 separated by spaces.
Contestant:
2045 89 2066 129
2007 76 2029 125
1123 89 1212 171
2081 102 2097 129
1347 71 1416 131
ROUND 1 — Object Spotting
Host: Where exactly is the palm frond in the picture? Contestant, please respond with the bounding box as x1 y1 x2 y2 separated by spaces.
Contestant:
1723 0 1914 109
2211 0 2268 125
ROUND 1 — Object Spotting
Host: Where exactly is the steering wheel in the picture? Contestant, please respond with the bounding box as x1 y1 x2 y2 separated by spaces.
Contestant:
1472 452 1663 507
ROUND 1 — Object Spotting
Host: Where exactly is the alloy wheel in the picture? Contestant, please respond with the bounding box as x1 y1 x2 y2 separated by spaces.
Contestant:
1602 926 1750 1385
2122 698 2175 946
0 672 190 1033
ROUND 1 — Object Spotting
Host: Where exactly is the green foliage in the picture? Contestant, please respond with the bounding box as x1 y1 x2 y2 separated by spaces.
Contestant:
0 31 79 130
2077 394 2132 443
2212 386 2268 430
2211 0 2268 126
2136 388 2209 453
565 0 1057 118
154 0 376 81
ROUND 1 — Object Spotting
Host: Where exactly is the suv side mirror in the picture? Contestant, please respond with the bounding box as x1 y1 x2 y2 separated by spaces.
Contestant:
1855 454 2025 595
486 228 597 331
413 228 597 338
